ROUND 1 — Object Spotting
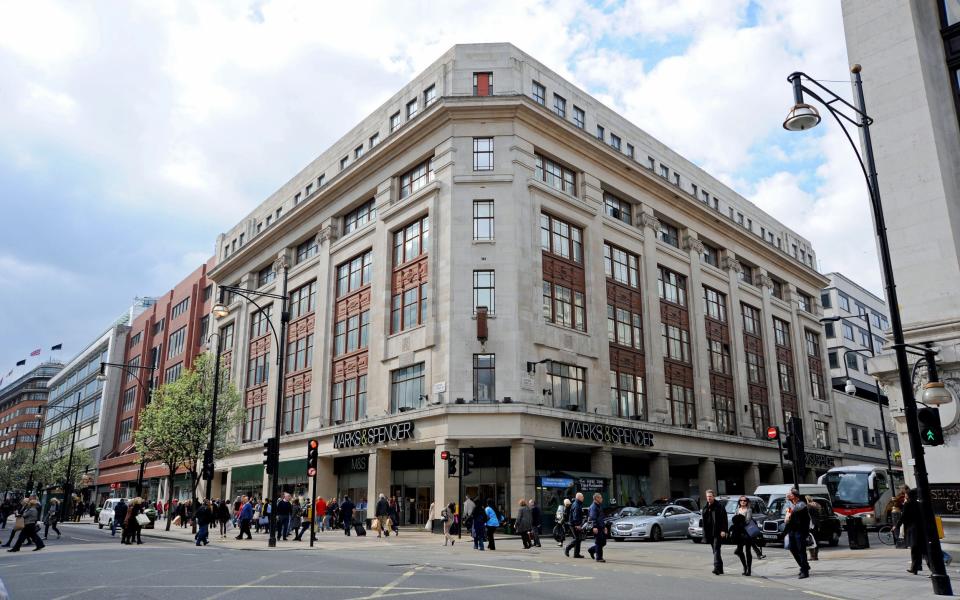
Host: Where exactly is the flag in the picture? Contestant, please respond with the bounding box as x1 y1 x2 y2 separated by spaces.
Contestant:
15 359 25 366
30 348 41 356
51 343 62 351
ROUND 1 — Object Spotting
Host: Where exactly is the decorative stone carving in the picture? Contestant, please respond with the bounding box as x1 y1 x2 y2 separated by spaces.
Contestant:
639 212 661 233
722 256 743 274
757 274 774 290
272 253 290 274
683 236 704 255
318 223 340 245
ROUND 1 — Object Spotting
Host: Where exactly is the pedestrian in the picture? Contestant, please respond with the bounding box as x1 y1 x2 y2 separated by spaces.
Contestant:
586 493 606 563
236 496 253 540
471 501 486 550
702 489 728 575
294 499 311 541
325 498 337 533
375 493 390 538
555 498 571 546
484 498 499 551
564 492 585 558
899 488 927 575
730 503 752 576
784 488 811 579
340 496 355 536
529 499 542 547
516 499 533 549
113 497 128 539
195 499 212 546
890 485 909 547
441 502 456 546
7 498 44 552
463 495 475 522
806 495 822 561
277 493 292 541
289 498 303 541
734 495 765 559
43 498 62 540
1 499 28 548
388 497 399 536
125 497 144 545
315 496 327 532
216 499 231 538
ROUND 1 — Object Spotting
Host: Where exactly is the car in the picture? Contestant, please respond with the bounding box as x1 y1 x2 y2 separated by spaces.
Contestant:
603 506 644 530
652 497 699 512
760 496 842 547
687 495 768 544
98 498 129 530
610 504 694 542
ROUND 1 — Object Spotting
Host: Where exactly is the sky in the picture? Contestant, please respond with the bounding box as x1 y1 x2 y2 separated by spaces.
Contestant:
0 0 881 381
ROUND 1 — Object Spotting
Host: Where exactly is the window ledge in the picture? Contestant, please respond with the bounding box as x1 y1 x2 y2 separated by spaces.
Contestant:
472 239 496 245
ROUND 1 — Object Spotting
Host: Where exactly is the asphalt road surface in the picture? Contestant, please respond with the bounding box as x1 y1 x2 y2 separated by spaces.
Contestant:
0 524 823 600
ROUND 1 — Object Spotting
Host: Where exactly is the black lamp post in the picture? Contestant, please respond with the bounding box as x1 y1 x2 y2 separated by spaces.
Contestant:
27 397 81 512
99 361 156 496
786 66 953 595
202 332 223 502
211 258 290 548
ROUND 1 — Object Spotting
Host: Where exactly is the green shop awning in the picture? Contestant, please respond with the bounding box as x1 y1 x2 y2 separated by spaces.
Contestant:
278 459 305 479
231 464 265 483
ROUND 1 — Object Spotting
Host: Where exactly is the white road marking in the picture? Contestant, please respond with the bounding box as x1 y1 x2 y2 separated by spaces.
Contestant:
369 565 423 598
200 571 283 600
50 586 107 600
804 592 849 600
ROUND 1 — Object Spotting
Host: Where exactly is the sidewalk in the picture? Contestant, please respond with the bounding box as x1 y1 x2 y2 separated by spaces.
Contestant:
753 545 959 600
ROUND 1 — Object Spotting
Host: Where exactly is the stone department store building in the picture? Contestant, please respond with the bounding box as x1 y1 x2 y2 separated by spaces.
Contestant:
208 44 835 524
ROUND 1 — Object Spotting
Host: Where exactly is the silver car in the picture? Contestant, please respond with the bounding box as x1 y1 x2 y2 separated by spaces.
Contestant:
610 504 694 542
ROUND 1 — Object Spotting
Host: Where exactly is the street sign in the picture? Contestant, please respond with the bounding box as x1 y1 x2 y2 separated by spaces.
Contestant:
767 426 779 440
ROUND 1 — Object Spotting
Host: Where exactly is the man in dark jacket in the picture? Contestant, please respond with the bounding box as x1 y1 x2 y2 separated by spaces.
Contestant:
235 496 253 540
587 493 606 563
784 488 811 579
340 496 355 536
899 488 926 575
375 494 390 538
195 499 212 546
276 494 292 540
702 489 728 575
113 499 128 538
564 492 585 558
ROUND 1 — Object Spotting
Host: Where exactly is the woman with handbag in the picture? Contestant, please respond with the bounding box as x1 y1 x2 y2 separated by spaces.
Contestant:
8 499 43 552
735 496 765 559
730 510 752 576
44 498 61 540
125 498 144 545
2 499 28 548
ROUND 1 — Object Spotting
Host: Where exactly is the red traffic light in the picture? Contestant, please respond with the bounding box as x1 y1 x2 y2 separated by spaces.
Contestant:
766 426 779 440
440 450 450 460
309 439 319 450
307 467 317 477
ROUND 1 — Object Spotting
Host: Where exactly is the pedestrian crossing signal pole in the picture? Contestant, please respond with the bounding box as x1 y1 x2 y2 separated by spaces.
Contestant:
306 439 319 547
441 450 463 540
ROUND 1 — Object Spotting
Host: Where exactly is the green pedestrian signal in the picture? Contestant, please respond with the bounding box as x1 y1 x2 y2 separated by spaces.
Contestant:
918 407 944 446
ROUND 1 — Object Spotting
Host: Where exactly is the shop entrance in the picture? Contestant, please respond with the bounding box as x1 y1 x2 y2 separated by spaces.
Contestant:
391 450 434 526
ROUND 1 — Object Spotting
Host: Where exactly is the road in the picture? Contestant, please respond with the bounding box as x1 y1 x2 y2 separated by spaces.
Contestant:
0 523 854 599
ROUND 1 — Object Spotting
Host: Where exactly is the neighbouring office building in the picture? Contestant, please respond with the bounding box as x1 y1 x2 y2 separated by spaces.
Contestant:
95 259 216 504
843 1 960 541
0 362 64 461
43 299 152 504
208 43 835 525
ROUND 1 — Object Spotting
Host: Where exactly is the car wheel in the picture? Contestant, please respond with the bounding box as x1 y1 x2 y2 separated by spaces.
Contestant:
829 530 841 547
691 536 702 544
650 525 662 542
613 537 624 542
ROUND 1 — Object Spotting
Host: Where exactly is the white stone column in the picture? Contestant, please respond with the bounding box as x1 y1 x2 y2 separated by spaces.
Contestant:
510 440 535 518
367 448 392 504
697 457 717 501
639 210 668 423
316 456 337 500
786 284 816 448
434 440 459 509
307 220 338 429
758 270 784 430
683 233 715 431
722 256 753 437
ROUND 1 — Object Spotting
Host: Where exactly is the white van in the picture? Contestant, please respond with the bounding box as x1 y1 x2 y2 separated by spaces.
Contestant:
753 484 829 508
98 498 129 529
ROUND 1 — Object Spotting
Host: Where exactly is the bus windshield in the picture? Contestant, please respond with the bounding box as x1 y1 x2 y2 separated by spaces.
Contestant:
824 472 870 507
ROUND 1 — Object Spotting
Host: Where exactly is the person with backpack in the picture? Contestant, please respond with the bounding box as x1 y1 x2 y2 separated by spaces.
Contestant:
554 498 571 546
441 502 456 546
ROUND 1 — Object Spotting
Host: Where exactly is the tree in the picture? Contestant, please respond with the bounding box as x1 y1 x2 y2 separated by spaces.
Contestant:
35 432 94 492
0 449 34 496
135 352 241 531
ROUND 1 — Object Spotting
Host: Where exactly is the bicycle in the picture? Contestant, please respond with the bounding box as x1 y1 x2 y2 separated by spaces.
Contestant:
877 524 896 546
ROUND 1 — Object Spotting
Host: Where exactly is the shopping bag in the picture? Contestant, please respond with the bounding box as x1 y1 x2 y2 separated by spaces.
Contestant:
783 535 790 550
371 517 380 531
136 514 150 526
745 521 762 539
172 515 182 526
384 518 393 531
13 517 24 531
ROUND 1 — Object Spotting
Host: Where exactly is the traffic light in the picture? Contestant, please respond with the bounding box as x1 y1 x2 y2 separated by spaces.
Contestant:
462 451 476 477
787 416 805 475
306 439 319 477
918 407 944 446
784 434 794 462
201 448 214 480
448 456 458 477
263 438 278 476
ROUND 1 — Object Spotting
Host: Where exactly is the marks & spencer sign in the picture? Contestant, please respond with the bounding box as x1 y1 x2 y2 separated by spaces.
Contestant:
333 421 415 449
561 420 654 447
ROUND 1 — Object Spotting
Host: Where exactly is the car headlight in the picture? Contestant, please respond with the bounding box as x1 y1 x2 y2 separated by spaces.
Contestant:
689 517 697 525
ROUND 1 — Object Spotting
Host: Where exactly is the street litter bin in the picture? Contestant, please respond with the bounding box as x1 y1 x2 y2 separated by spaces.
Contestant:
847 516 869 549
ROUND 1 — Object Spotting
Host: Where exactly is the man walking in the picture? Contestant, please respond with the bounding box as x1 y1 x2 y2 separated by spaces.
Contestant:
195 499 212 546
587 493 606 563
375 493 390 538
112 498 127 538
702 489 728 575
784 488 811 579
276 493 292 541
235 496 253 540
564 492 585 558
340 496 355 536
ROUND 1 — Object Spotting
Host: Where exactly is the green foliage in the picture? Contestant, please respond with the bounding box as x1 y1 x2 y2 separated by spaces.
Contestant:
0 448 35 492
34 431 94 490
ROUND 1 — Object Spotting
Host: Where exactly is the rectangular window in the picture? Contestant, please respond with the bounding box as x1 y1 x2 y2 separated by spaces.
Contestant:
540 213 583 263
340 156 348 171
473 200 494 240
171 298 190 319
657 267 687 306
118 417 134 444
164 362 182 384
603 192 632 225
246 353 270 387
305 183 312 197
546 362 586 409
810 369 825 400
406 98 418 119
771 279 785 300
838 292 850 311
473 270 495 314
198 315 209 341
713 394 736 435
797 292 812 313
742 304 761 335
153 318 165 335
121 387 136 413
708 339 731 374
393 215 429 266
778 362 795 394
129 332 142 349
330 375 367 424
843 323 855 341
369 132 380 148
674 172 681 186
167 327 186 358
603 243 639 288
820 291 832 309
391 363 424 413
343 199 377 234
473 137 494 171
660 323 691 362
285 334 314 372
532 81 545 105
814 420 829 449
258 265 276 287
391 285 427 334
354 145 364 159
846 352 859 372
610 133 621 150
336 250 373 297
702 242 719 267
659 222 680 247
596 124 605 141
250 305 272 338
317 174 325 187
534 154 576 195
553 93 566 117
573 106 585 128
824 322 835 339
282 391 310 435
828 351 839 369
542 281 586 331
390 112 401 132
607 305 643 350
739 264 754 286
774 318 791 348
659 164 670 179
667 383 695 427
243 404 264 442
473 354 496 402
289 280 317 319
296 237 319 264
219 323 234 352
610 371 645 419
626 143 634 158
424 84 436 106
746 351 765 384
399 157 435 198
704 287 727 322
473 72 493 96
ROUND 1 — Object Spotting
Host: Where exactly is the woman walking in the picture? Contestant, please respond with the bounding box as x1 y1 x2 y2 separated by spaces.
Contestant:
516 499 533 549
528 499 542 547
216 499 230 538
7 498 43 552
441 502 456 546
734 496 765 559
125 498 144 545
730 505 752 576
484 498 499 551
388 497 400 536
900 489 927 575
43 498 62 540
471 502 487 550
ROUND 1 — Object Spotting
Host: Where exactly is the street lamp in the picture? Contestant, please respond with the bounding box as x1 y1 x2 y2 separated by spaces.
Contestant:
100 361 156 496
202 332 223 502
213 258 290 548
789 66 952 595
31 392 83 524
